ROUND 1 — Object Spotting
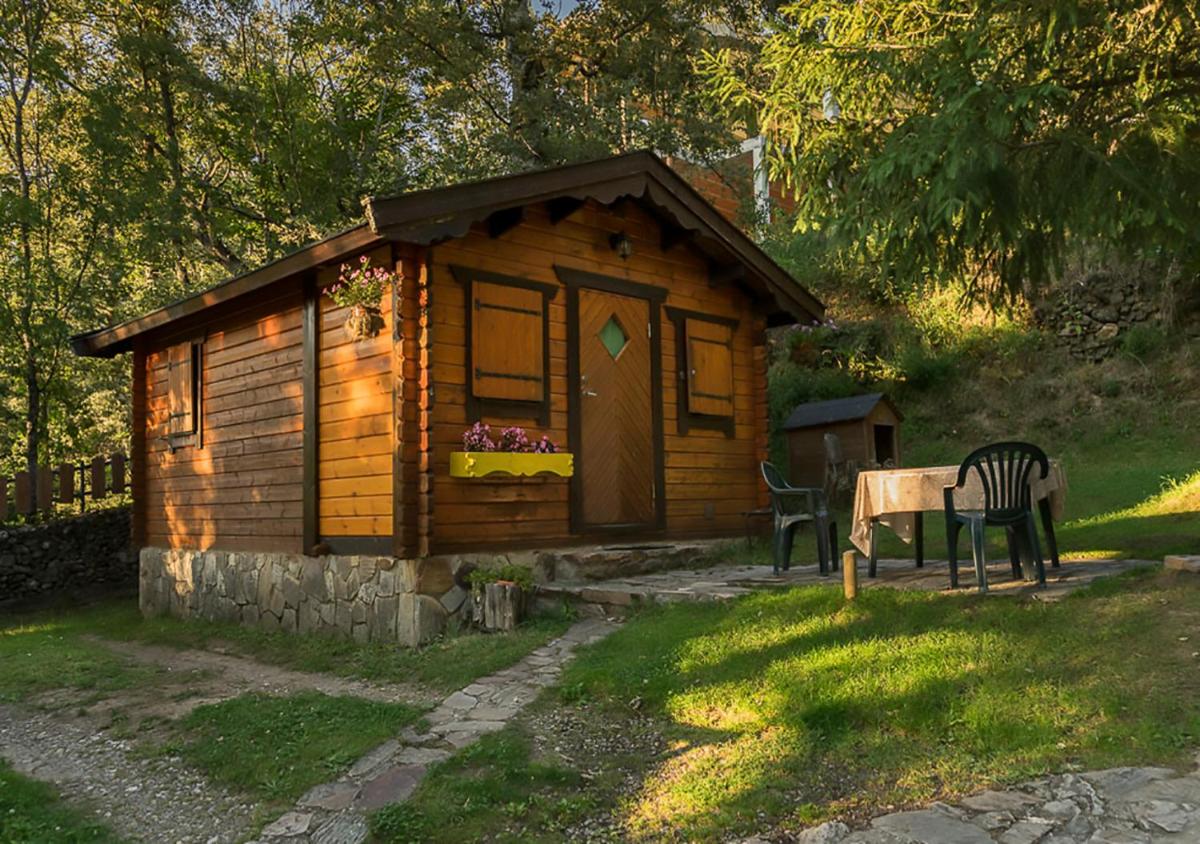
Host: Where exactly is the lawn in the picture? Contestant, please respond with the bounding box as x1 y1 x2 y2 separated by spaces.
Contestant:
0 760 121 843
165 691 422 804
0 599 572 703
382 568 1200 842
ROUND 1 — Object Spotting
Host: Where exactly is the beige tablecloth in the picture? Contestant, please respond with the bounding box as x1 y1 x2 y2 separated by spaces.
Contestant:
850 461 1068 555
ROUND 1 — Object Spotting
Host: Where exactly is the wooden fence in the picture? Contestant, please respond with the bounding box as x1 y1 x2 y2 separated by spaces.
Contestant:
0 454 129 524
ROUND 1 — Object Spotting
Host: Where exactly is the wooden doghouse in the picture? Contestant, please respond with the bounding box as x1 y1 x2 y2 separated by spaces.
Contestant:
783 393 902 487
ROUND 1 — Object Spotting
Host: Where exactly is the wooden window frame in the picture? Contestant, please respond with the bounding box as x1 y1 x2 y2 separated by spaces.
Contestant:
451 265 557 427
665 306 739 438
165 335 205 452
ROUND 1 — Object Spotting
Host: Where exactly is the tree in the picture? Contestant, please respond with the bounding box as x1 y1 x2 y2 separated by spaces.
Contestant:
703 0 1200 301
0 0 130 489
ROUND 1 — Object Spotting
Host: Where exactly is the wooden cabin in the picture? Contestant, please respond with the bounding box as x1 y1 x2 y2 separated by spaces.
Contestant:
784 393 902 488
73 152 822 645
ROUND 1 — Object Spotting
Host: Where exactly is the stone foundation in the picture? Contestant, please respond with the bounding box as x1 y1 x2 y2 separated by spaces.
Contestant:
139 548 470 646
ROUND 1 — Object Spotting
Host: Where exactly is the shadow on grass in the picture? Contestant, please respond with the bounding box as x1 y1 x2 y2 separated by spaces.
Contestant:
561 570 1200 840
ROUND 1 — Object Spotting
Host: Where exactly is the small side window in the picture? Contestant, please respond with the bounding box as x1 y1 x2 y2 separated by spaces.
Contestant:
665 307 739 437
166 340 202 448
684 318 734 418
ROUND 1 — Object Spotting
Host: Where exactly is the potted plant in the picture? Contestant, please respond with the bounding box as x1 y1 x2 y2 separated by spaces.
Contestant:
330 255 393 340
467 563 534 631
449 423 574 478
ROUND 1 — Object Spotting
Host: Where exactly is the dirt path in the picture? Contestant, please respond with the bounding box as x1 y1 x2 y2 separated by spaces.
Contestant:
0 703 260 843
85 638 441 715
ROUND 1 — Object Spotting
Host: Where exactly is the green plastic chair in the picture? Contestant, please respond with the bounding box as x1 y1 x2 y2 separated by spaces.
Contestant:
944 441 1048 593
760 462 838 575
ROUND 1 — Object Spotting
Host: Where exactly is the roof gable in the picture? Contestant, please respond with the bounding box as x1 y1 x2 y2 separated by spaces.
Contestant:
73 151 822 358
782 393 902 430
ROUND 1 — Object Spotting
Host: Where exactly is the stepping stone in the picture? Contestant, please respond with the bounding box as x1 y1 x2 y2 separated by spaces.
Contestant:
355 764 426 810
997 818 1055 844
443 691 477 710
348 740 400 779
311 812 370 844
961 789 1043 814
299 781 359 811
872 809 993 843
1081 768 1177 801
394 746 452 765
1165 555 1200 573
261 811 314 838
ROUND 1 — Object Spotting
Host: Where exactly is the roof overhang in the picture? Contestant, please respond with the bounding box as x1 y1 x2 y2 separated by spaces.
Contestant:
73 151 822 358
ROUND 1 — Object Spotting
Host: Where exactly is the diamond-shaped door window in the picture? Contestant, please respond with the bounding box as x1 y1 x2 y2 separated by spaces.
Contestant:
598 315 628 359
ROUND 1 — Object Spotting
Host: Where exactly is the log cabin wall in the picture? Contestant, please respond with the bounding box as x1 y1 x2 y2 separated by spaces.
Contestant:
315 244 395 549
428 198 769 553
143 288 307 553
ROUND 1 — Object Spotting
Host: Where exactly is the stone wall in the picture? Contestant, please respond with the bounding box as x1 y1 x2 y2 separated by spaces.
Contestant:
0 508 135 605
139 548 471 647
1037 269 1160 361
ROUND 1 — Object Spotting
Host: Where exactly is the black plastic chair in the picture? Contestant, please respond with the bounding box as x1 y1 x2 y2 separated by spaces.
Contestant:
760 462 838 575
944 442 1049 593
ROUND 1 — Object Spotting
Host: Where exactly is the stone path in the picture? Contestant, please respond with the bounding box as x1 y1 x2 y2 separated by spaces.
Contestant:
769 761 1200 843
255 617 618 843
539 557 1159 615
0 703 259 843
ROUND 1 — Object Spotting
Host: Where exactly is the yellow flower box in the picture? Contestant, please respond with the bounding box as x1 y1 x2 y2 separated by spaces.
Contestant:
449 451 574 479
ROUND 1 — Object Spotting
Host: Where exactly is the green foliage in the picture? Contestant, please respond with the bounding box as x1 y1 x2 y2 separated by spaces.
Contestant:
168 692 421 803
1119 323 1169 361
468 563 535 591
0 760 120 843
703 0 1200 301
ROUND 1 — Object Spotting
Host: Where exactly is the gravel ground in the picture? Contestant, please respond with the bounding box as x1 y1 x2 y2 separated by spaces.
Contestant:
0 703 260 843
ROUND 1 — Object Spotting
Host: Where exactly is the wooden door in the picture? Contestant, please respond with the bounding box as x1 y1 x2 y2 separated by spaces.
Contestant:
577 287 656 528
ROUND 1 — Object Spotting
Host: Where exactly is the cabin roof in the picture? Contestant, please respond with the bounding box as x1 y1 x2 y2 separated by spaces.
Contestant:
782 393 902 430
72 151 823 358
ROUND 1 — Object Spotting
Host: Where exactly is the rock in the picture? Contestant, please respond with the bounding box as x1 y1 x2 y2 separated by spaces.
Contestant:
298 781 360 811
974 811 1016 831
796 820 850 842
261 811 313 838
1165 555 1200 573
311 812 370 844
961 790 1043 814
997 818 1055 844
354 764 426 810
1081 768 1176 801
1129 799 1200 833
872 809 993 843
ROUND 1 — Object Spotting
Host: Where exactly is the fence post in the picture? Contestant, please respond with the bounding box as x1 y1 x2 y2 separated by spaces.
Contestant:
36 466 53 514
57 463 74 506
14 472 31 516
110 453 126 495
90 455 106 501
0 477 7 522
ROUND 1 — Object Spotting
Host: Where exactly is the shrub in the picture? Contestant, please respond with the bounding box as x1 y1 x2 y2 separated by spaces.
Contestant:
467 563 535 591
1119 323 1168 361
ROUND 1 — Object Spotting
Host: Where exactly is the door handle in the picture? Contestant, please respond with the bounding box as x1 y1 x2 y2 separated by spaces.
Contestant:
581 374 598 398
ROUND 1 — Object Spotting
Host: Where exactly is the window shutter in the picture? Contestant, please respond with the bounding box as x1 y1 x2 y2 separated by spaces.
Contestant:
167 342 195 436
471 280 544 402
685 318 734 417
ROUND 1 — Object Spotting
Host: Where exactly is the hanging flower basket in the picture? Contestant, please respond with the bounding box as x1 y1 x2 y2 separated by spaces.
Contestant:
331 256 393 341
450 423 573 478
344 303 384 340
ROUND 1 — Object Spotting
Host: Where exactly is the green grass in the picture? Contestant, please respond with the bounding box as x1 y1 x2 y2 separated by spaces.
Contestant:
390 570 1200 841
0 599 573 700
372 731 592 844
0 616 160 704
165 691 421 804
0 760 122 843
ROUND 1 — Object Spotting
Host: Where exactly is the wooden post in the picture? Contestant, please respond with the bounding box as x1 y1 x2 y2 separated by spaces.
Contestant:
14 472 31 516
90 455 106 500
0 476 7 521
36 465 53 513
842 550 858 601
111 453 126 495
57 463 74 505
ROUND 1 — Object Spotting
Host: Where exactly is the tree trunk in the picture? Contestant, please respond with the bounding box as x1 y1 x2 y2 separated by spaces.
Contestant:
24 354 40 506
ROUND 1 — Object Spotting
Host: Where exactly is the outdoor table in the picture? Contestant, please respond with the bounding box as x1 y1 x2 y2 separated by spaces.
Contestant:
850 461 1068 577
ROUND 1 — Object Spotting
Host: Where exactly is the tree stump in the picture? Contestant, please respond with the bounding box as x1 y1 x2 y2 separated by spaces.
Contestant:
472 581 527 631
